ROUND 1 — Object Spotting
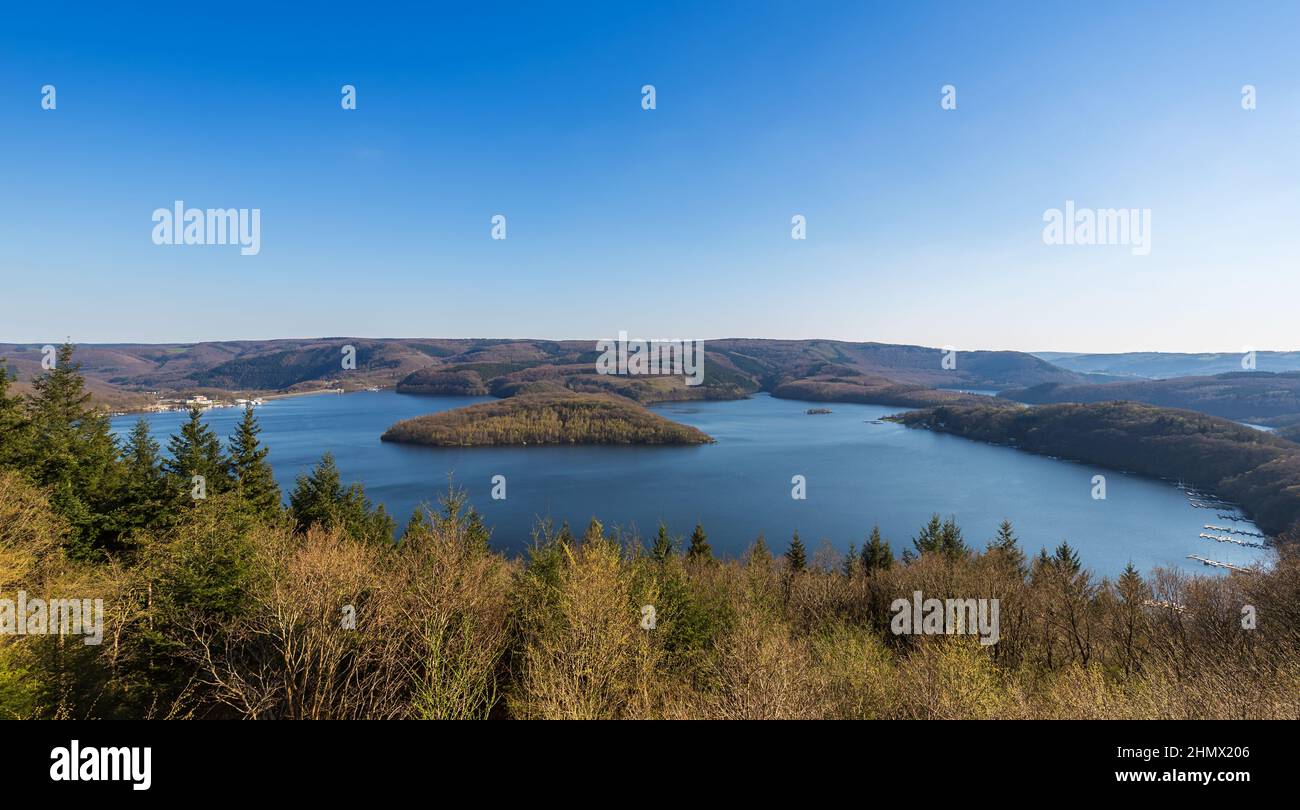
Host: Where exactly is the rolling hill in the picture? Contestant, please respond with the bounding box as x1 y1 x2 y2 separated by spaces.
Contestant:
1001 371 1300 429
0 337 1108 409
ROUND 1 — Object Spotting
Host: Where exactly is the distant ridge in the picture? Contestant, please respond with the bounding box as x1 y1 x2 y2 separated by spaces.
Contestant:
1035 351 1300 379
0 338 1107 410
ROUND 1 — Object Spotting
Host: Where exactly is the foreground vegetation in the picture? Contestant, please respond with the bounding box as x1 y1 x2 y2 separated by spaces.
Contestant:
381 390 715 446
897 401 1300 537
3 347 1299 720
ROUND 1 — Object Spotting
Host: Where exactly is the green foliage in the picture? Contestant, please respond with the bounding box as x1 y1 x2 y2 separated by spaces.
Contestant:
986 519 1026 575
228 405 281 518
401 482 493 555
24 343 122 558
785 531 807 572
651 522 676 563
165 404 231 502
289 452 395 544
686 523 712 562
114 418 170 539
0 359 29 468
861 525 893 573
910 513 969 560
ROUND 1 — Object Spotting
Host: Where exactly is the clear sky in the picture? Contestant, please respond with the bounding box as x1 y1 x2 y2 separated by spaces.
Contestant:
2 1 1297 352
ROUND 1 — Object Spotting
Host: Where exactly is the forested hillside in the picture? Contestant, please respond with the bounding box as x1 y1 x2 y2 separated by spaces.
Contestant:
1002 372 1300 429
0 338 1103 409
897 401 1300 537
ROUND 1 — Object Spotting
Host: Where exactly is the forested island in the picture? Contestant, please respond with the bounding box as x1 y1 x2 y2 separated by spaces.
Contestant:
381 390 714 447
897 401 1300 537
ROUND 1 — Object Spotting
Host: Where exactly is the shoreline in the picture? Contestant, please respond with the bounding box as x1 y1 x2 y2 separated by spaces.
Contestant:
109 386 368 416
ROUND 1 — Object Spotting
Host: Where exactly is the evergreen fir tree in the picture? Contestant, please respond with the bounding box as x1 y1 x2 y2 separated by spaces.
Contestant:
1117 562 1147 603
289 452 394 543
911 513 944 556
747 533 772 567
987 519 1027 574
686 522 712 562
115 418 169 536
402 504 432 542
1052 541 1082 574
0 358 30 468
651 522 675 563
785 530 807 572
939 516 970 559
289 451 345 531
228 404 280 517
25 342 122 556
463 507 491 553
861 525 893 572
165 404 230 501
843 543 858 577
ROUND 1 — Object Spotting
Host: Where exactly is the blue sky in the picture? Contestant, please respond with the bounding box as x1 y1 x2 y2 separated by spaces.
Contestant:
2 1 1297 352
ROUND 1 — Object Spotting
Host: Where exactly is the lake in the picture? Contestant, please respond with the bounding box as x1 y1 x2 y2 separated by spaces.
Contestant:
111 391 1273 577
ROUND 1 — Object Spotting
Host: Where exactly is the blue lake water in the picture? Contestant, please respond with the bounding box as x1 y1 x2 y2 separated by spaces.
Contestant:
111 391 1273 577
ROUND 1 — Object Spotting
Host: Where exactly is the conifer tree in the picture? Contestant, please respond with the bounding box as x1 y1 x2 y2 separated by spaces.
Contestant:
785 530 807 572
228 405 280 517
843 543 858 577
166 404 230 501
289 451 345 531
116 418 169 536
402 504 432 542
0 358 30 468
25 342 122 556
939 516 969 558
289 452 394 544
1052 541 1082 574
911 513 944 556
651 522 675 563
861 525 893 572
463 508 491 553
1114 562 1151 676
686 522 712 562
987 519 1026 574
747 533 772 567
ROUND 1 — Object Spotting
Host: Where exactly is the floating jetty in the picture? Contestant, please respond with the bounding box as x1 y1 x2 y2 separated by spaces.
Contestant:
1186 554 1250 572
1215 513 1251 522
1199 532 1266 549
1189 500 1234 509
1204 524 1265 539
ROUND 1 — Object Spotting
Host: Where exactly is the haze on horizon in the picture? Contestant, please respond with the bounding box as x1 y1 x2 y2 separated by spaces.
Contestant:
2 2 1297 354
